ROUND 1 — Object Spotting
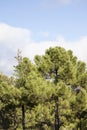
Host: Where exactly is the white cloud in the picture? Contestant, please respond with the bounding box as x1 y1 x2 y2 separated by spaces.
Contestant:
0 23 87 75
0 23 31 51
23 36 87 64
0 23 31 75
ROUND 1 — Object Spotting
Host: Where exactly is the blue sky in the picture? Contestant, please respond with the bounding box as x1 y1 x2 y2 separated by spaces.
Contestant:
0 0 87 41
0 0 87 75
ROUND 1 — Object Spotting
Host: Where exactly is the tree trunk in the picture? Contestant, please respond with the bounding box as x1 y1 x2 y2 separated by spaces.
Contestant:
22 105 25 130
79 118 82 130
54 66 60 130
55 96 60 130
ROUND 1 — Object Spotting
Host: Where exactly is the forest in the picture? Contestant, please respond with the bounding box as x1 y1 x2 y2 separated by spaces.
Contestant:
0 46 87 130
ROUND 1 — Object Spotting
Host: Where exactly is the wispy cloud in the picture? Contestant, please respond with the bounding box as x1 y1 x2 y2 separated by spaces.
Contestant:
0 23 87 75
40 31 50 37
42 0 80 8
41 0 83 8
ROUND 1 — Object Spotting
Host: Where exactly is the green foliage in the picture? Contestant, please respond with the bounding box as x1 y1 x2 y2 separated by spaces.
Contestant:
0 46 87 130
35 47 76 85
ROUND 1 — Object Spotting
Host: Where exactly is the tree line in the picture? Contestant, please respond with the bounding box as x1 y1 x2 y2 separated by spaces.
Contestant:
0 46 87 130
